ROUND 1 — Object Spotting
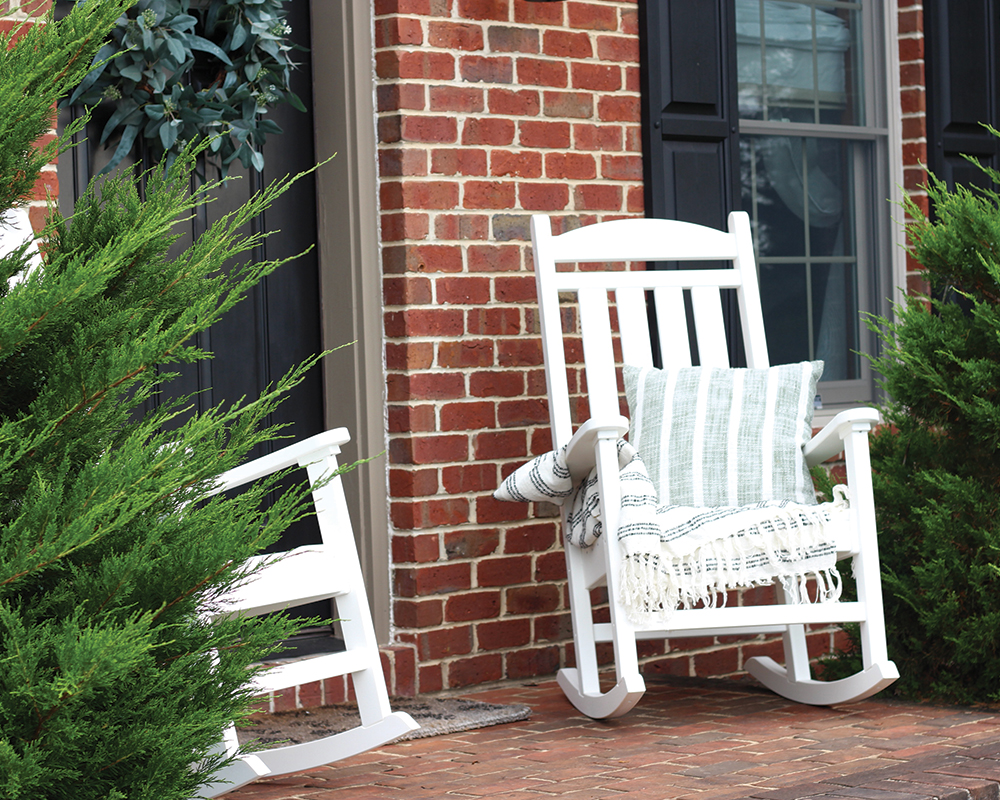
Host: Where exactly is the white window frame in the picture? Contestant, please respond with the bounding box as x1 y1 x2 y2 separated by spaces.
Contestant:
736 0 904 412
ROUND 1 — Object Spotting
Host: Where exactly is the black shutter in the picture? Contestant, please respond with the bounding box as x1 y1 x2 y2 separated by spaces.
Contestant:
639 1 743 365
925 0 1000 188
639 0 741 228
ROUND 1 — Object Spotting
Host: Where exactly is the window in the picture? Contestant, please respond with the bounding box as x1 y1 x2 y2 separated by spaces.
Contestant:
735 0 886 404
639 0 897 407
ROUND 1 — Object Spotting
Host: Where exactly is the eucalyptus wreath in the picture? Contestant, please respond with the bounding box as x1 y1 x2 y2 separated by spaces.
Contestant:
65 0 304 174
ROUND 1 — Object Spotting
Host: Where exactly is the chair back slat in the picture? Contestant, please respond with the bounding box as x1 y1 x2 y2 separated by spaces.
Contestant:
577 286 621 423
615 287 654 368
534 217 740 264
689 286 730 367
732 217 770 369
653 287 693 369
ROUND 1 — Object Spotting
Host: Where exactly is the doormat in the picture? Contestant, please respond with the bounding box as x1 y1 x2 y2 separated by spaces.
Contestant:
237 696 532 747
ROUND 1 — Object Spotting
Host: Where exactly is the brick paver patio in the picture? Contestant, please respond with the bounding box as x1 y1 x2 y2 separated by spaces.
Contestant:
228 677 1000 799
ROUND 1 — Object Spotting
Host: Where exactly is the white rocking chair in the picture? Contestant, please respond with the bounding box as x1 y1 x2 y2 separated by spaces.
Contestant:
530 211 898 720
195 428 418 797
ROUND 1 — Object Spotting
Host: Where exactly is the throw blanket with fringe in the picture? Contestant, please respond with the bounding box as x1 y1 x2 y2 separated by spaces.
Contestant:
494 439 848 624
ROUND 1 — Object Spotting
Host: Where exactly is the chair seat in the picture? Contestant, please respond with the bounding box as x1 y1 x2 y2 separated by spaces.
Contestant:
214 546 348 620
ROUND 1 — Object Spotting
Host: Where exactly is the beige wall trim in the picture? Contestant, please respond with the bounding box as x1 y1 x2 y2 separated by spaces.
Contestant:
310 0 389 642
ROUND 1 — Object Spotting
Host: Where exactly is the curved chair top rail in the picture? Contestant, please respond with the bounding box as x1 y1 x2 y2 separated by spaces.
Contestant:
531 216 741 264
212 427 351 495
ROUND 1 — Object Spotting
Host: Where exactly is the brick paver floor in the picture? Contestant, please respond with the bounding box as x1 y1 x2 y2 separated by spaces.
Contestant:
228 676 1000 799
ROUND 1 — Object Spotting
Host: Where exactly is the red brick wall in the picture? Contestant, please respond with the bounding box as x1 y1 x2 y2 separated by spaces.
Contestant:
375 0 646 694
899 0 928 297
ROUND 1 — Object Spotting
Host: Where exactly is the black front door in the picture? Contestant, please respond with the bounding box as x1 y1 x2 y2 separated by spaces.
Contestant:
56 0 325 556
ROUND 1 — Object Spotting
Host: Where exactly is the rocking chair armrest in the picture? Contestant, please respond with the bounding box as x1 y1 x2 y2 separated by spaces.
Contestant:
804 407 880 467
563 416 631 482
210 428 353 495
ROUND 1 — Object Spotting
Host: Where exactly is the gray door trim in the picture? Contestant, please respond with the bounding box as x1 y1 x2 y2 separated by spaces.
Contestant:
310 0 389 642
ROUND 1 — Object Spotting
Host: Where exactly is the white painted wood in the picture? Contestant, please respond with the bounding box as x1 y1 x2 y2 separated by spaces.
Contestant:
630 601 870 632
689 286 730 367
0 207 43 289
196 755 271 798
538 217 739 263
531 215 574 446
563 416 630 482
214 548 349 619
556 668 645 719
529 211 897 719
804 407 880 466
615 287 654 367
550 268 746 292
779 579 812 683
653 287 692 368
745 658 899 705
196 428 419 798
730 210 770 369
578 288 620 423
249 650 371 695
204 713 418 793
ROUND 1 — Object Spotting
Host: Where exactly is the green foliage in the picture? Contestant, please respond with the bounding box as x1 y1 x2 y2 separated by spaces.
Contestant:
1 3 324 796
0 1 127 212
861 133 1000 704
65 0 303 174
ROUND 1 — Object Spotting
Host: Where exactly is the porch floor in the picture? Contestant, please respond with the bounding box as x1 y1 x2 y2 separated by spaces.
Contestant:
228 676 1000 799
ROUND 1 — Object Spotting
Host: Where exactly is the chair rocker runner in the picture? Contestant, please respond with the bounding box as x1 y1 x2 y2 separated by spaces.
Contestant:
528 212 898 720
195 428 418 797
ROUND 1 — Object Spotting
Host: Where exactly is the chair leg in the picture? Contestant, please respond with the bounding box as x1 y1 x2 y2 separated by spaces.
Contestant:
556 534 644 720
746 573 899 706
778 581 812 683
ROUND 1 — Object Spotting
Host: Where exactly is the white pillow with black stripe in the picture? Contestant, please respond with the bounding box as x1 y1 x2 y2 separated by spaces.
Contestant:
622 361 823 507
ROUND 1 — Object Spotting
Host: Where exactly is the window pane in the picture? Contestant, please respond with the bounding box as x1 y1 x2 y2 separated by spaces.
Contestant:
736 0 864 126
811 262 860 380
741 135 856 257
741 134 862 381
759 262 810 365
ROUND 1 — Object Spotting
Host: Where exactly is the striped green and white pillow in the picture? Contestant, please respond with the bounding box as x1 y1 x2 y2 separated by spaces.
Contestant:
623 361 823 507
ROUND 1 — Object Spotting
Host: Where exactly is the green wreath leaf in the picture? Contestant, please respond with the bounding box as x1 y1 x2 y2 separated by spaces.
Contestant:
184 33 233 66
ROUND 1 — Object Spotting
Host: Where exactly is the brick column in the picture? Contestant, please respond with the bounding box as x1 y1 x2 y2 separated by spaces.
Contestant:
375 0 643 694
898 0 928 297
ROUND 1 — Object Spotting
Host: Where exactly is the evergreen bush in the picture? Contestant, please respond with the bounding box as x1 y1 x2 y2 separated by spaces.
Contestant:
862 132 1000 704
1 3 324 796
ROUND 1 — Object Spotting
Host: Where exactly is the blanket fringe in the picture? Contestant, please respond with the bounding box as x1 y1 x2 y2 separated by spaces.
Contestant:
619 497 847 625
620 555 842 625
